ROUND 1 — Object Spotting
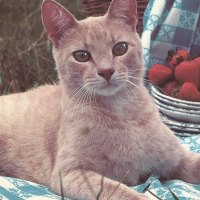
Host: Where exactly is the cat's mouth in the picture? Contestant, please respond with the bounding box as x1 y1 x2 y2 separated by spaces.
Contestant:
101 82 118 89
85 76 126 96
96 80 123 96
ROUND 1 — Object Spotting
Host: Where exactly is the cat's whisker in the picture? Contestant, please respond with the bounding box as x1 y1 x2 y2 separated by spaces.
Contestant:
73 84 91 106
127 76 144 85
76 89 89 114
89 84 97 115
124 79 141 104
126 80 141 91
71 82 98 117
81 92 88 115
122 84 132 102
128 75 164 92
128 68 143 71
128 69 143 74
85 88 93 116
92 86 98 111
124 83 140 103
88 88 94 117
73 89 87 115
71 83 89 102
128 76 142 83
124 85 135 103
78 84 94 116
127 75 142 80
127 73 146 80
71 83 90 116
127 74 144 80
128 85 140 103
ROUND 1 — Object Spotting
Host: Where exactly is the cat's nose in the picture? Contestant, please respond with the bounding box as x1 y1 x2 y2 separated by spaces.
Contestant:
98 68 115 81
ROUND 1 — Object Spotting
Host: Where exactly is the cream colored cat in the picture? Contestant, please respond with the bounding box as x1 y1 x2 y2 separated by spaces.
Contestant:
0 0 200 199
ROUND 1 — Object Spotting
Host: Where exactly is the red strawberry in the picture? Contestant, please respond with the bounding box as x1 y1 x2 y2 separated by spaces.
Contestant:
194 57 200 67
177 82 200 102
177 49 190 60
162 80 179 96
166 49 190 69
170 56 181 66
147 64 173 86
194 57 200 78
174 61 199 87
166 50 183 69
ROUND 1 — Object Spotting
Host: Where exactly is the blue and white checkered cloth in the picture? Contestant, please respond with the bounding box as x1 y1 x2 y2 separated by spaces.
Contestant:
142 0 200 70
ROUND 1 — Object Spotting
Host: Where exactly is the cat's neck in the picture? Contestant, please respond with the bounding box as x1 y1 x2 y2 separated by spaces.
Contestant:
62 84 143 118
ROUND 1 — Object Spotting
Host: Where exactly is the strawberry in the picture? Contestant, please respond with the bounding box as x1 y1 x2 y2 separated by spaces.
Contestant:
194 57 200 67
174 61 199 87
169 55 182 66
166 49 190 69
194 57 200 83
194 56 200 69
147 64 173 86
177 49 190 60
162 80 179 96
166 50 182 69
177 82 200 102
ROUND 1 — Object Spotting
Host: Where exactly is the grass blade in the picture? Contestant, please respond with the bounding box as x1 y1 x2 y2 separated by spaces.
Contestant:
107 171 129 200
168 187 179 200
59 172 65 200
142 183 163 200
142 183 151 192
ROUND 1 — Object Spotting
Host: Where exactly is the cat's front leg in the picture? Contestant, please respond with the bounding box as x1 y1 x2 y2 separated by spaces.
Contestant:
50 169 149 200
172 151 200 184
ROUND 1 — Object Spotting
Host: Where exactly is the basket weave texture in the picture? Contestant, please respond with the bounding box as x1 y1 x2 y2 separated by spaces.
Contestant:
81 0 148 35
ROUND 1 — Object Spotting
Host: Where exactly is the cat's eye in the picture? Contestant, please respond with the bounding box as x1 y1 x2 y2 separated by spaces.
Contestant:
112 42 128 56
73 50 91 62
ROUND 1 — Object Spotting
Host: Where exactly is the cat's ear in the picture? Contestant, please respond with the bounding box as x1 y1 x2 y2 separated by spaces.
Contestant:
107 0 137 30
41 0 77 46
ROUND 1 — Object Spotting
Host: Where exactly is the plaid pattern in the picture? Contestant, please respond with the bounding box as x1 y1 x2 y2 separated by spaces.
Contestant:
141 0 200 70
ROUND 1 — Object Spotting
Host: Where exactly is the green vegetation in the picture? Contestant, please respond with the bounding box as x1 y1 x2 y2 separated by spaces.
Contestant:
0 0 85 94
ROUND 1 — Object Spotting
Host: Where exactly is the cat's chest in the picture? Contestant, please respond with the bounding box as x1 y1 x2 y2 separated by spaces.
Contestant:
72 113 151 155
65 109 166 175
80 120 159 167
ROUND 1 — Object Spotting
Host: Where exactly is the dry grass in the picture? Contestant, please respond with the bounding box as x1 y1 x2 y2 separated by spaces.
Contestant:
0 0 85 94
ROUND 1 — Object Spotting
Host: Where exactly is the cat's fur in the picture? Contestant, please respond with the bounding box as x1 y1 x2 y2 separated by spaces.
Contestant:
0 0 200 199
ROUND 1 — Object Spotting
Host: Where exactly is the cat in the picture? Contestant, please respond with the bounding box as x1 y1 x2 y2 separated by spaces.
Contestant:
0 0 200 199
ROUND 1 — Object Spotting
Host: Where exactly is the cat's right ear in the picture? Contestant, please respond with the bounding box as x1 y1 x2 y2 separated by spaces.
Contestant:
106 0 137 30
41 0 77 47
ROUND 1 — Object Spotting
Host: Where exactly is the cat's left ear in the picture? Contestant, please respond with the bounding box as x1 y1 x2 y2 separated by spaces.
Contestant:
41 0 78 47
106 0 137 30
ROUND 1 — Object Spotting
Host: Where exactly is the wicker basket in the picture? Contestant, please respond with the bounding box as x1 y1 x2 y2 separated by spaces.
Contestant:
81 0 148 35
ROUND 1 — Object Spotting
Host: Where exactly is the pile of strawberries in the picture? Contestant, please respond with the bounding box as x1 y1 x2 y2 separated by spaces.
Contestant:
147 49 200 102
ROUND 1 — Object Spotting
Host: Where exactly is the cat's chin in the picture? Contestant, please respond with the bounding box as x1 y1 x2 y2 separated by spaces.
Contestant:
96 85 122 96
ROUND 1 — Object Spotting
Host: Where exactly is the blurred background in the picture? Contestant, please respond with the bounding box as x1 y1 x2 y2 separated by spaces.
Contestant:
0 0 85 94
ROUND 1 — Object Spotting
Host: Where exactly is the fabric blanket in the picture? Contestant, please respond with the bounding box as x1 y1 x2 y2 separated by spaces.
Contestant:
1 135 200 200
141 0 200 70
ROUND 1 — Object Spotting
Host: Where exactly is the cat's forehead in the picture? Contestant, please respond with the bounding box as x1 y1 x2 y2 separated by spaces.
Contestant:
59 16 136 53
78 16 132 42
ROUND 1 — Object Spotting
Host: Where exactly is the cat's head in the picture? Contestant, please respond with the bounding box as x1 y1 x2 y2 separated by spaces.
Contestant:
41 0 144 97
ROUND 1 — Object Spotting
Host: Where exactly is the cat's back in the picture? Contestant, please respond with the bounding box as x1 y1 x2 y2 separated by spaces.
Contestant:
0 85 63 182
0 84 63 137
